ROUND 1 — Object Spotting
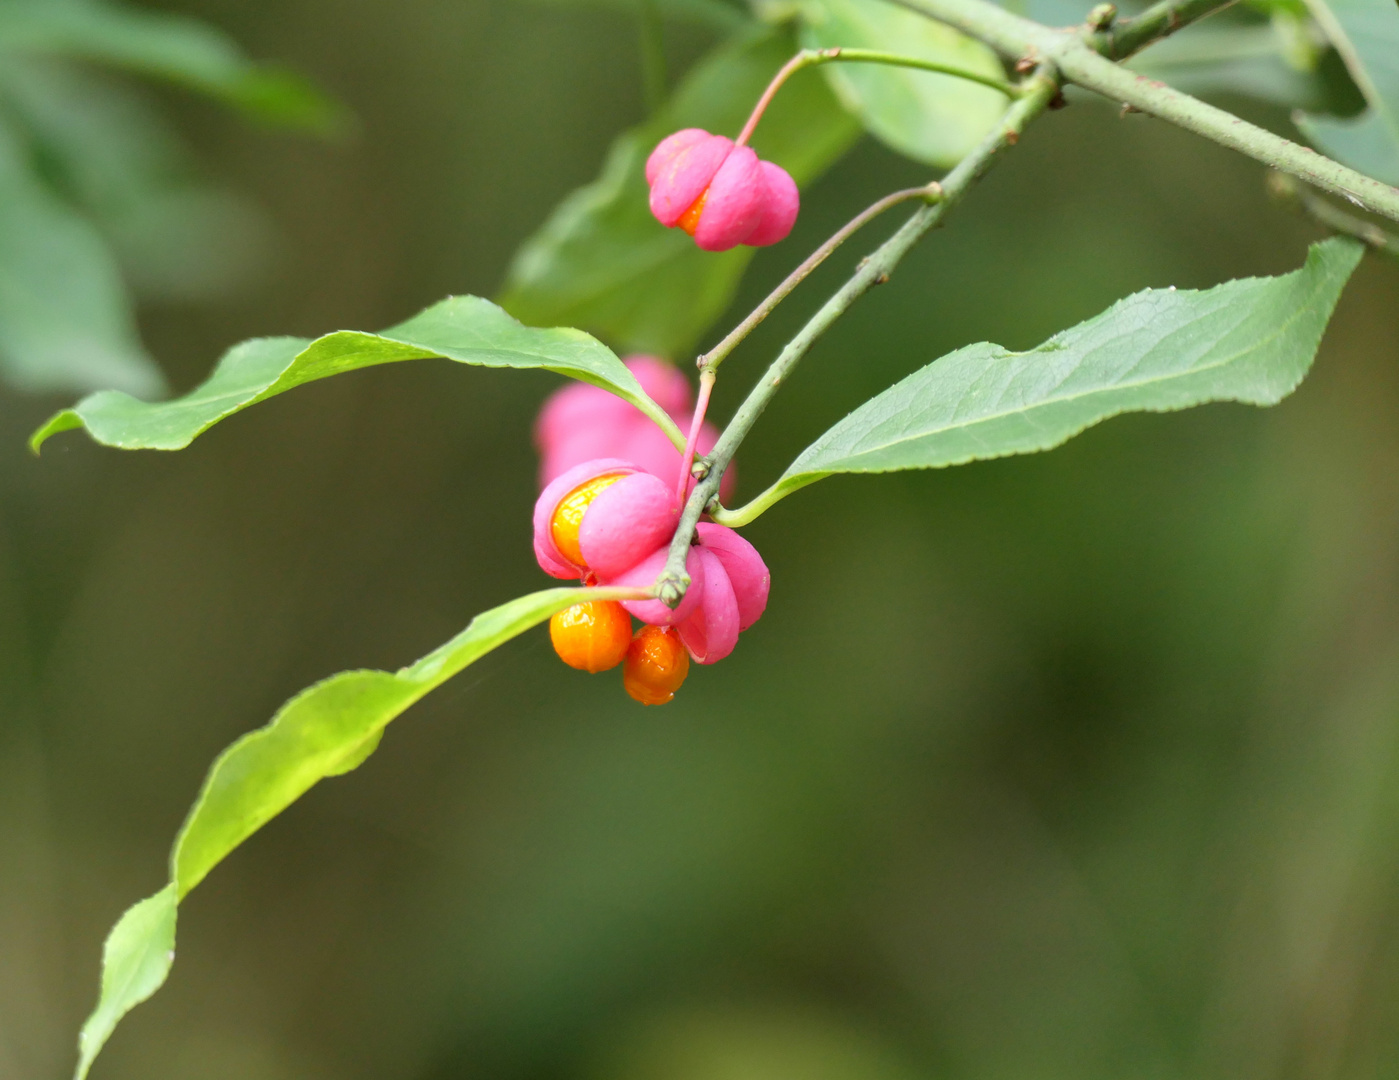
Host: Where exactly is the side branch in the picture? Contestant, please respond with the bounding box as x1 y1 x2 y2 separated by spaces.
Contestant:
1054 45 1399 223
1094 0 1239 58
889 0 1399 225
655 74 1061 602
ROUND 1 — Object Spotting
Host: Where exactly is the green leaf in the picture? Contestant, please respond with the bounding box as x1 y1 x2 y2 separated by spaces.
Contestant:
74 884 176 1080
796 0 1008 167
31 295 682 453
170 586 620 894
0 0 343 133
519 0 753 30
1296 0 1399 183
0 58 270 303
0 118 164 397
1129 22 1334 111
72 585 633 1080
737 238 1362 517
498 26 861 358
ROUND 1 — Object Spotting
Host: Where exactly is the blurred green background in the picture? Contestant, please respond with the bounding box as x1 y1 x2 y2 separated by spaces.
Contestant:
4 2 1399 1079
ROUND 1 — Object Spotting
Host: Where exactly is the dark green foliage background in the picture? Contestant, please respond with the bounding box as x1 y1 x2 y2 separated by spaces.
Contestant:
4 2 1399 1078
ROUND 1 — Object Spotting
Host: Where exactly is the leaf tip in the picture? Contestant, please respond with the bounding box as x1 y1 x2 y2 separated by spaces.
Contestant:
73 884 179 1080
30 410 85 455
231 66 356 141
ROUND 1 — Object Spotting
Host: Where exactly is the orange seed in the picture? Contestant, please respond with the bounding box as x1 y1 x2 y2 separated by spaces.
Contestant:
623 624 690 705
550 601 633 673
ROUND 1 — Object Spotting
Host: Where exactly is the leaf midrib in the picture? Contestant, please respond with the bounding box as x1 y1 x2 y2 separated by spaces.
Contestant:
791 265 1329 473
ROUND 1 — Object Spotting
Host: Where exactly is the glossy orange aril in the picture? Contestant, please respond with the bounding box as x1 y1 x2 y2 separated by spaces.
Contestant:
549 601 633 673
550 472 626 568
623 624 690 705
677 189 708 237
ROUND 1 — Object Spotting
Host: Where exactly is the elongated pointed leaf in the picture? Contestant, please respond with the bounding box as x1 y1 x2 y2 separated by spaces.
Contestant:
498 27 860 357
797 0 1009 167
1296 0 1399 183
0 0 342 133
31 296 683 452
72 585 637 1079
742 238 1361 514
74 885 177 1080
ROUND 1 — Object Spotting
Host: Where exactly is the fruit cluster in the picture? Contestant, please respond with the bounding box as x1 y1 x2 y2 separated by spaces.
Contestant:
533 110 798 701
533 363 769 705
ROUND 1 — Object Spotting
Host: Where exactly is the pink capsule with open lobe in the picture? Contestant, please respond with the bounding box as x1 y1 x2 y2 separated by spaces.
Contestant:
695 523 770 631
673 524 770 663
645 127 800 252
532 459 677 581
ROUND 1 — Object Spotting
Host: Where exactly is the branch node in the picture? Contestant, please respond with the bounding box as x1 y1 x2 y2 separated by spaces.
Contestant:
656 572 689 609
1086 3 1117 29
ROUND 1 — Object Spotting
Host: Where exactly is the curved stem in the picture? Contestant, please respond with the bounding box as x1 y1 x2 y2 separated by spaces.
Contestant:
734 46 1019 148
699 183 944 375
653 74 1060 604
709 476 810 528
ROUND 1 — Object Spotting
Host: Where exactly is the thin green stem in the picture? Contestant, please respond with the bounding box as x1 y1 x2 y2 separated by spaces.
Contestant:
734 46 1019 148
585 585 660 602
888 0 1399 224
709 477 804 529
638 0 667 116
652 74 1060 604
1269 173 1399 261
698 182 944 375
